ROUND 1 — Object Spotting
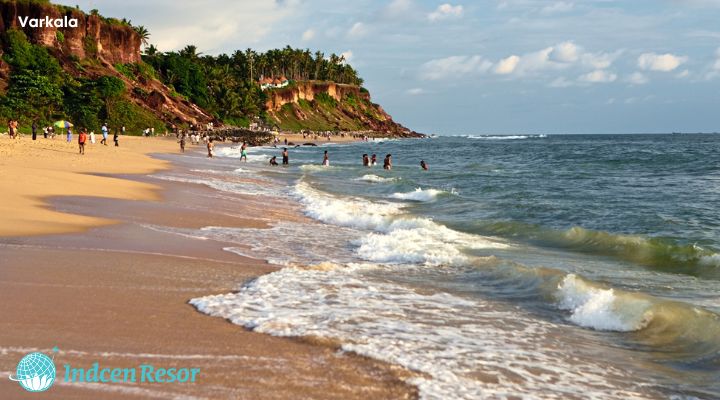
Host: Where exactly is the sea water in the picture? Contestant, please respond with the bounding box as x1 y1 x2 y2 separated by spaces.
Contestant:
160 134 719 399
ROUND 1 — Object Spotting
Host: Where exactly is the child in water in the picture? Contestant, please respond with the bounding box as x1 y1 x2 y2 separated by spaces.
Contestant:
269 156 278 166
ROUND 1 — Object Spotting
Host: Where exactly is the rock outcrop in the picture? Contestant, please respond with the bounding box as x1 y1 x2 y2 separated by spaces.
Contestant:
0 2 140 64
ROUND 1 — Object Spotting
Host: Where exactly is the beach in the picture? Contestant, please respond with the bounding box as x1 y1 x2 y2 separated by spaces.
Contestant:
0 135 416 399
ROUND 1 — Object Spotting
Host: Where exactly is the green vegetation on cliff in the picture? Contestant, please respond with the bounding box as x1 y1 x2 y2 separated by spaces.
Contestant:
143 45 363 126
0 28 164 133
1 1 413 136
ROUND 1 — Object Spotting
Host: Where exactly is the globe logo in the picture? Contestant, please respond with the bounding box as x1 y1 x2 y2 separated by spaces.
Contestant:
9 351 56 392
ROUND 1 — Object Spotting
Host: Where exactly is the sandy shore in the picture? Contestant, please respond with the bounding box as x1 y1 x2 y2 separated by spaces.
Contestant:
0 135 416 399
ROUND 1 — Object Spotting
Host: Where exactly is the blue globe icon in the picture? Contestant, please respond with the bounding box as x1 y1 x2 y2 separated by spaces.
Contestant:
10 352 56 392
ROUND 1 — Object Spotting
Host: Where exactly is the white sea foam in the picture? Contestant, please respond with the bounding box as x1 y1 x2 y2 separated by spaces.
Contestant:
556 274 653 332
466 134 547 140
390 188 448 202
153 174 278 197
699 253 720 267
191 267 655 399
294 181 403 230
356 174 398 183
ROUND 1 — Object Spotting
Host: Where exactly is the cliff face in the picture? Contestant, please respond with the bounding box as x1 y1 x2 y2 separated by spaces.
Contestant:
0 1 213 126
0 1 140 64
265 81 420 136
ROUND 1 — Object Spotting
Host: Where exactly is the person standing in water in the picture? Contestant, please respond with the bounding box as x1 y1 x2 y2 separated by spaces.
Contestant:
207 139 214 158
420 160 428 170
282 148 289 165
371 154 377 166
240 142 248 162
383 154 392 170
322 150 330 166
362 154 369 167
269 156 278 166
78 129 87 155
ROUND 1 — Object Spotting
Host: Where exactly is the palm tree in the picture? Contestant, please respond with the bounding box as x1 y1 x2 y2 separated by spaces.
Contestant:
180 45 202 59
144 44 159 56
134 26 150 48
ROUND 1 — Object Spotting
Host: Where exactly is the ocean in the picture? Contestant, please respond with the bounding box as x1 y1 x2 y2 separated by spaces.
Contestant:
159 134 719 399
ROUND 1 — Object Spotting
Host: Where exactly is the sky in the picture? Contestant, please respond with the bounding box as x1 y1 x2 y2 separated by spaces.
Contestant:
57 0 720 134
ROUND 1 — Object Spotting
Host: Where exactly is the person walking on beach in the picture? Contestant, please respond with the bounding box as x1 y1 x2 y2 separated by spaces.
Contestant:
31 120 37 140
240 142 248 162
207 139 214 158
420 160 428 170
383 154 392 170
113 128 119 147
179 134 186 153
322 150 330 166
78 129 87 155
43 126 48 139
100 123 108 145
282 148 289 165
371 154 377 166
66 127 73 143
8 120 18 139
89 130 96 144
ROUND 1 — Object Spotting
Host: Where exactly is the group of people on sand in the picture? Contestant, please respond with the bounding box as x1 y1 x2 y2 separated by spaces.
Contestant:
5 119 120 154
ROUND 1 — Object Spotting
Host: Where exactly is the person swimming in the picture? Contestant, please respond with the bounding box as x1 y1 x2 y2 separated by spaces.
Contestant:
383 154 392 170
420 160 428 170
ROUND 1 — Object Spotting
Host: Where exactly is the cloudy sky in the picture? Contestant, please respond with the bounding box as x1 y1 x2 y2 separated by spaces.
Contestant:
59 0 720 134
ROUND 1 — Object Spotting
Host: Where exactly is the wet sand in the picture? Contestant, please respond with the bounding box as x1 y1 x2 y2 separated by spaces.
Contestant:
0 138 417 399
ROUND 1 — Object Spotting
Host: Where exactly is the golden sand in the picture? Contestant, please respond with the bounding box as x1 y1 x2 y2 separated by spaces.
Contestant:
0 135 177 236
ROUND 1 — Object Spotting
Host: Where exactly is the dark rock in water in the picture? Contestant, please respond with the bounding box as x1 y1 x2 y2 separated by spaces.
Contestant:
209 129 274 146
303 143 318 146
288 142 295 146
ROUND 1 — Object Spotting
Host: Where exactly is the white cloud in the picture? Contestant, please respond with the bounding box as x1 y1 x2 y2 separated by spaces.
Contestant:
627 72 649 85
348 22 367 38
428 4 464 21
579 70 617 83
406 88 425 95
301 28 315 41
549 77 574 88
550 41 579 63
637 53 687 72
581 51 622 69
494 55 520 74
541 1 574 15
384 0 413 17
419 55 492 80
340 50 353 63
676 69 690 78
